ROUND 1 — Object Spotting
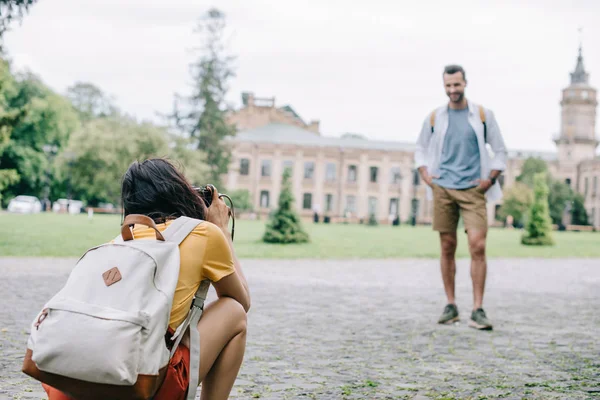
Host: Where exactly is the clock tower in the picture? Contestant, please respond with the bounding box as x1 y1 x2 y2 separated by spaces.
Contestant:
554 44 598 186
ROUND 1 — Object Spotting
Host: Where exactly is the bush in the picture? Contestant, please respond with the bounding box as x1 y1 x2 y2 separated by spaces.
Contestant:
262 169 309 244
368 214 378 226
522 173 554 246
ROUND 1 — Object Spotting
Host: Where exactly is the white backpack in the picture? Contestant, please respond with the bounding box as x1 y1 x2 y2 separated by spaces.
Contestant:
23 214 208 400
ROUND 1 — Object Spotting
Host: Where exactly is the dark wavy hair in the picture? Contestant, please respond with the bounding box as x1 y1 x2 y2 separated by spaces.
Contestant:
121 159 206 223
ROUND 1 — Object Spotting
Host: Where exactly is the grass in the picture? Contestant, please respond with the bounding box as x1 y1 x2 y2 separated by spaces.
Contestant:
1 212 599 259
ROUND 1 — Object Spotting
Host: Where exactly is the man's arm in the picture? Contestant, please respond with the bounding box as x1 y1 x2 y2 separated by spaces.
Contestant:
476 109 506 191
485 109 507 178
415 114 436 187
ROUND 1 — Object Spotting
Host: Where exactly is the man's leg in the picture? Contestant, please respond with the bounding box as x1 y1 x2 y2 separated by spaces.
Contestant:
432 184 460 324
460 187 493 330
440 232 458 305
467 228 487 310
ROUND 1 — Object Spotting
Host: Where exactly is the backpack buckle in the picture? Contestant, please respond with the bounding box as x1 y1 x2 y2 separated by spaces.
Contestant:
191 297 205 310
34 309 49 330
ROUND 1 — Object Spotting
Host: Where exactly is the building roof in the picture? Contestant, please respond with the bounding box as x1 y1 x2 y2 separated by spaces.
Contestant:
507 149 557 161
571 44 590 85
278 105 304 124
233 123 416 152
233 123 566 161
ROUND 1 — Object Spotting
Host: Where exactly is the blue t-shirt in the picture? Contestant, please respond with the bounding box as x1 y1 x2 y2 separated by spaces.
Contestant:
433 108 481 189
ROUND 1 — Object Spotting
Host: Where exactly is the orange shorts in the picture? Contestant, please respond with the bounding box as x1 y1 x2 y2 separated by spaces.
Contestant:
42 330 191 400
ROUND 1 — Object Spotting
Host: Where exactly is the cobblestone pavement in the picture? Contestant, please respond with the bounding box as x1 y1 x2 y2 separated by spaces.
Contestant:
1 257 599 400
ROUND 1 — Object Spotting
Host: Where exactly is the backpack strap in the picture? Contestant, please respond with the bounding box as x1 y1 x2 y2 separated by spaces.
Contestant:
430 106 487 142
162 216 203 245
479 105 487 143
163 216 208 400
169 279 210 400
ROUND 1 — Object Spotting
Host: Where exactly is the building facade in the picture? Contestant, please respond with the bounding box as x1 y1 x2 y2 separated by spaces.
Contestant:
225 47 600 228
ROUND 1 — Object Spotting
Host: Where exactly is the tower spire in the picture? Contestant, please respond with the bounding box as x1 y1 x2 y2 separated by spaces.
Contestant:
571 28 589 85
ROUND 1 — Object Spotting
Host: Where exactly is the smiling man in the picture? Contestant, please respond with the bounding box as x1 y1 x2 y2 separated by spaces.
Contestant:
414 65 507 330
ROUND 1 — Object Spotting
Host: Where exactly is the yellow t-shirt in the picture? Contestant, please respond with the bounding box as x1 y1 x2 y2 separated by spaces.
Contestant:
131 220 235 329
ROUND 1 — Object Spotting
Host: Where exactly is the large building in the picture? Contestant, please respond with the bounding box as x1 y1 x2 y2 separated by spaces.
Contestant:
225 47 600 228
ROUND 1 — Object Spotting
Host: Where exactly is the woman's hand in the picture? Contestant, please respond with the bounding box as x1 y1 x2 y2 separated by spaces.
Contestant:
205 185 231 233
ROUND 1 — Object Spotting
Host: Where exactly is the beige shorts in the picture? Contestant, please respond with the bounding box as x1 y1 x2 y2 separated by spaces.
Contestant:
432 184 488 233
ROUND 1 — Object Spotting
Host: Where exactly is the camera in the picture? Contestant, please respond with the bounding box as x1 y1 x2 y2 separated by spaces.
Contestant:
194 185 216 207
193 184 236 240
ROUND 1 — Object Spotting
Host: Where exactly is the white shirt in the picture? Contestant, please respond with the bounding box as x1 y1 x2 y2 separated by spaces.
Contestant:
414 101 507 202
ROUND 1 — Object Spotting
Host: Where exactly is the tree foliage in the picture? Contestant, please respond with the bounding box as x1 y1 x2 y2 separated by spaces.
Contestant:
263 169 309 244
171 8 236 189
571 193 589 226
507 157 590 227
66 82 117 122
61 117 208 206
229 188 253 212
0 0 36 48
498 182 533 226
522 173 554 246
516 158 550 188
0 61 79 204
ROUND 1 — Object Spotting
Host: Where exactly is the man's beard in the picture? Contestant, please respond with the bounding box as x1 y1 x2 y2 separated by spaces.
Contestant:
448 92 464 103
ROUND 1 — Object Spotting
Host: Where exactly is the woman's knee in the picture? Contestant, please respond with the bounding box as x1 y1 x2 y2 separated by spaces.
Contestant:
210 297 247 333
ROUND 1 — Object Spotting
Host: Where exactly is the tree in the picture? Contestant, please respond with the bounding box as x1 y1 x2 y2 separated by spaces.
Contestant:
571 193 589 226
516 157 550 188
547 179 573 226
66 82 118 122
229 189 253 212
498 182 533 227
0 0 36 50
0 66 79 204
0 57 19 201
263 169 309 244
515 157 585 227
61 117 207 206
171 8 236 189
522 173 554 246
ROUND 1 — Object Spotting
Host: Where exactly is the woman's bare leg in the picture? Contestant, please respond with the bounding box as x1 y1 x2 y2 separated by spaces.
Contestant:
182 297 247 400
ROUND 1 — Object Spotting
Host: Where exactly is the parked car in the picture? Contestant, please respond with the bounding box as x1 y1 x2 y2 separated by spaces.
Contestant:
52 199 84 215
7 195 42 214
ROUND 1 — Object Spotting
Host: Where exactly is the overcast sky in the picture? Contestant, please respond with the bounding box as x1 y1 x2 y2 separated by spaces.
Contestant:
4 0 599 152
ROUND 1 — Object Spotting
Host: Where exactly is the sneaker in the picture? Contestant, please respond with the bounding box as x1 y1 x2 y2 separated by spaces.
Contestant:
438 304 459 324
469 308 493 330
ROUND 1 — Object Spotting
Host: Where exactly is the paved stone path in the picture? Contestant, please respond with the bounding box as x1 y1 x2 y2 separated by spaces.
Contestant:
1 257 599 399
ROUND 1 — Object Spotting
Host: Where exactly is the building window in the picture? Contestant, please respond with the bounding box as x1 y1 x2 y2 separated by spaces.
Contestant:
584 177 589 197
390 167 402 184
345 195 356 214
565 178 571 187
283 160 293 174
368 197 378 215
325 194 333 212
240 158 250 176
261 160 271 177
594 176 598 196
260 191 269 208
389 198 399 216
369 167 378 183
304 162 315 179
325 163 336 182
303 193 312 210
348 165 357 182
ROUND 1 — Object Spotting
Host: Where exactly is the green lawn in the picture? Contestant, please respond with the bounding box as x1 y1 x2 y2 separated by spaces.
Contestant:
1 212 598 259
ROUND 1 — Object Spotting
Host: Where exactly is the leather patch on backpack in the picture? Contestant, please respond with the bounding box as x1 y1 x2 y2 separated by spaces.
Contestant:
102 267 122 287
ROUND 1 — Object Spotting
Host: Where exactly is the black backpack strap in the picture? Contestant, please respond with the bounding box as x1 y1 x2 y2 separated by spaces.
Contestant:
479 106 487 142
